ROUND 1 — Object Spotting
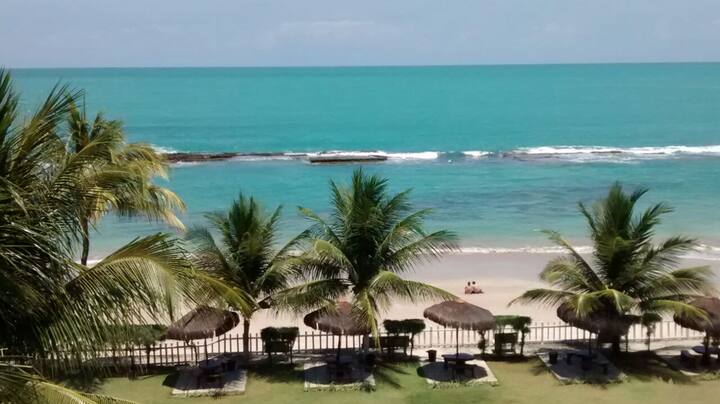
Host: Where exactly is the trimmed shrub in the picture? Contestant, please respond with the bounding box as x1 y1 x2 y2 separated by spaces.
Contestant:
260 327 299 343
383 319 426 357
493 315 532 355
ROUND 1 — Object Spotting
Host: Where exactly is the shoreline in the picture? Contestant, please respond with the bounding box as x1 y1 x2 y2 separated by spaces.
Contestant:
86 236 720 264
88 248 713 335
244 251 720 333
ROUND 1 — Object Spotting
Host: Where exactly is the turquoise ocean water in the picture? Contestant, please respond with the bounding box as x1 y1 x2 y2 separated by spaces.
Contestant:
10 64 720 259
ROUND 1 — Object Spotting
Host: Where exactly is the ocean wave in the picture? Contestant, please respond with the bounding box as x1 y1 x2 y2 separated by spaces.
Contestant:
452 244 720 261
382 151 440 160
462 150 492 158
509 145 720 161
454 245 594 255
151 145 180 154
163 145 720 164
305 150 439 160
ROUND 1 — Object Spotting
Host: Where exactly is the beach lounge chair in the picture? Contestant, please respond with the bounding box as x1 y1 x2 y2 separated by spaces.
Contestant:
681 349 701 368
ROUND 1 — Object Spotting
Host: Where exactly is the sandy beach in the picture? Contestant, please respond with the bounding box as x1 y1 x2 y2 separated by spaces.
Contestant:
243 251 720 334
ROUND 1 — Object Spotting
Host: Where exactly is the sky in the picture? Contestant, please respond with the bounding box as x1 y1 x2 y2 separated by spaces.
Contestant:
2 0 720 68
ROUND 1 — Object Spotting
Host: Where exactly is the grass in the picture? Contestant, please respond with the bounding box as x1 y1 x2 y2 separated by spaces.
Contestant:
86 354 720 404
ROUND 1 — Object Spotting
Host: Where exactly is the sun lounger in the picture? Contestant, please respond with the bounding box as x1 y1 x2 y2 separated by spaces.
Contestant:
681 349 702 368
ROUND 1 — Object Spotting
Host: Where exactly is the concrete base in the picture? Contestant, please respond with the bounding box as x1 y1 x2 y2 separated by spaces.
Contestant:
171 367 247 397
420 359 498 387
656 348 720 377
537 350 626 384
303 362 375 391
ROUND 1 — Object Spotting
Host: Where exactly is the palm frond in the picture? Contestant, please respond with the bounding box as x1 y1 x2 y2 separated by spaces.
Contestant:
368 270 455 307
509 288 576 307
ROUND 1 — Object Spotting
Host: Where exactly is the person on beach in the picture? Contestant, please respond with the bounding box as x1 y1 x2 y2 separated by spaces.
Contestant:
464 282 473 294
471 281 483 294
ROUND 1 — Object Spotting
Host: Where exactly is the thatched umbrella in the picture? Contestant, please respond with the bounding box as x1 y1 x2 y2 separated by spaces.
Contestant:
674 297 720 364
557 302 637 355
304 301 371 361
423 299 495 356
165 306 240 364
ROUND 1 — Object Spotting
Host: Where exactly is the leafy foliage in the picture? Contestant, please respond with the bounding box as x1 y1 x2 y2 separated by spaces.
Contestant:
260 327 300 343
512 183 715 350
494 315 531 333
65 101 185 264
186 194 301 357
0 69 207 402
274 169 457 340
383 319 426 335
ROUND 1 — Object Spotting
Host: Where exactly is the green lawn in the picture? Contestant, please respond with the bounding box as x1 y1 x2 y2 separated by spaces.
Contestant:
87 354 719 404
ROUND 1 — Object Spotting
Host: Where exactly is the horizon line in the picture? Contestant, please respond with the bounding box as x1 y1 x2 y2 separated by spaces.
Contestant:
7 59 720 71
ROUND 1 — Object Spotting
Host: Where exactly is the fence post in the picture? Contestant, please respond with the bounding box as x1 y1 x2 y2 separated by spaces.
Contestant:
540 323 544 343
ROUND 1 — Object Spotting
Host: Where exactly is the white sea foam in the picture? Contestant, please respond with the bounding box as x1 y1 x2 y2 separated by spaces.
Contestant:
462 150 492 158
512 145 720 161
165 145 720 165
171 161 205 167
452 244 720 261
382 151 440 160
151 145 179 154
304 150 440 160
454 245 594 255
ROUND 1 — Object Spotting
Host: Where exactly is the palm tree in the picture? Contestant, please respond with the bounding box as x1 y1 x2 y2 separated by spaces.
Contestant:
186 195 301 360
66 102 185 265
0 69 223 403
511 183 715 353
274 169 457 340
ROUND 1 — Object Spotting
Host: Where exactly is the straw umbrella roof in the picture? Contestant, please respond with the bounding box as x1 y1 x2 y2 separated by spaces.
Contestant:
304 301 371 335
423 299 495 331
556 302 636 337
165 306 240 341
674 297 720 337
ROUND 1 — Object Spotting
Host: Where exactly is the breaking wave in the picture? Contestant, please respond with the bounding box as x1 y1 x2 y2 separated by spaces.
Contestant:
453 244 720 261
160 145 720 164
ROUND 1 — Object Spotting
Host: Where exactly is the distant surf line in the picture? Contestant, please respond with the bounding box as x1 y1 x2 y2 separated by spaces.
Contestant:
157 144 720 165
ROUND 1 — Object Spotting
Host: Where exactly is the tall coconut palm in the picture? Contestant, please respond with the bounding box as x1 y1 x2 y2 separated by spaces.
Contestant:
186 195 301 360
66 103 185 265
273 169 457 339
511 183 715 353
0 69 223 403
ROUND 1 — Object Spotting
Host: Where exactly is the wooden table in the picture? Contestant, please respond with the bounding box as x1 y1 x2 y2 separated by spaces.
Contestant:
325 355 354 378
441 353 474 375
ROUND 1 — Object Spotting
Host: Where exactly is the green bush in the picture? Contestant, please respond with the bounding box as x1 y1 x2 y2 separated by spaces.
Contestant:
383 319 426 357
383 320 402 335
260 327 299 343
383 319 426 335
493 315 532 355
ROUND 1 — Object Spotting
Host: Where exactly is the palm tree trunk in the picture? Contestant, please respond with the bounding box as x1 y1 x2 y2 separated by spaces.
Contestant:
336 335 342 363
242 318 251 362
80 216 90 266
611 335 621 356
702 334 711 366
